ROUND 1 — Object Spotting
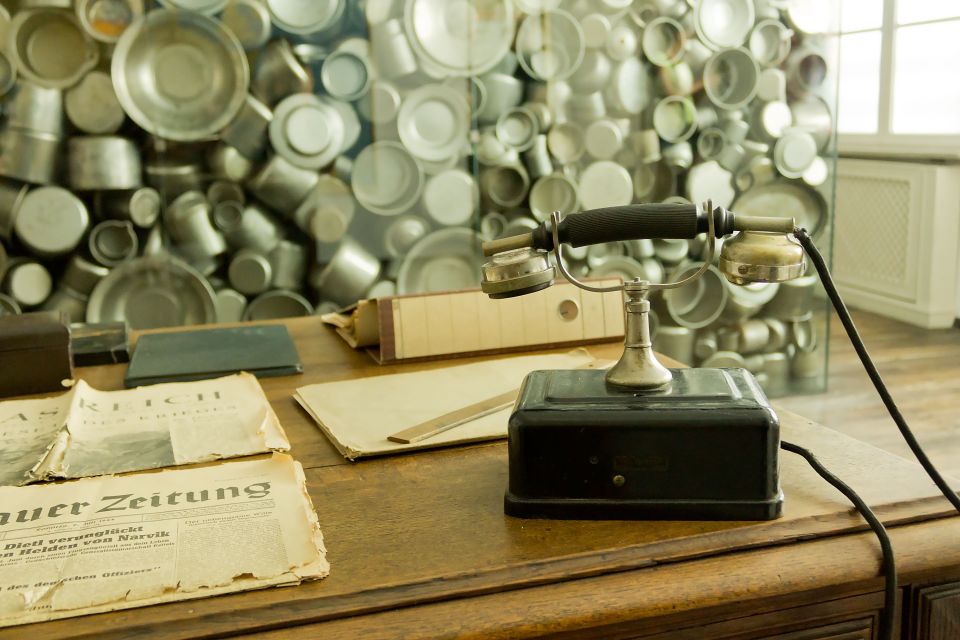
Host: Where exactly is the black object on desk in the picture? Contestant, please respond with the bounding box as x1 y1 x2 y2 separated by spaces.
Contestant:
124 324 303 387
71 322 130 366
0 311 73 397
505 367 781 521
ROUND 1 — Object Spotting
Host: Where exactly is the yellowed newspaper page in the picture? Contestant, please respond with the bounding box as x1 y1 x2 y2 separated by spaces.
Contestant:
0 373 289 485
0 454 328 627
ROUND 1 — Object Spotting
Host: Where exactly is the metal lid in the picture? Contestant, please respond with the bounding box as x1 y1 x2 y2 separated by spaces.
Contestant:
89 220 138 267
86 255 217 329
15 187 90 257
76 0 143 43
270 93 344 170
694 0 755 50
642 17 685 67
356 80 402 125
529 173 579 221
321 50 371 101
750 18 792 67
774 129 818 178
352 141 424 216
581 13 611 49
584 119 624 160
802 156 829 187
578 161 632 209
405 0 514 77
704 47 760 110
397 228 483 294
608 57 648 115
244 290 313 320
266 0 344 35
605 22 638 61
516 9 583 81
127 187 162 227
64 71 125 134
4 261 52 307
215 288 247 323
757 101 793 139
686 161 735 209
9 9 99 89
422 169 478 227
653 95 697 143
221 0 272 50
112 9 249 141
546 121 585 164
229 250 273 295
398 84 470 162
495 106 539 151
384 215 429 257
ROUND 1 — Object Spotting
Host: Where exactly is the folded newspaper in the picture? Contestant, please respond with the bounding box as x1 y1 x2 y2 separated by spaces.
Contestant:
0 454 329 627
0 373 289 486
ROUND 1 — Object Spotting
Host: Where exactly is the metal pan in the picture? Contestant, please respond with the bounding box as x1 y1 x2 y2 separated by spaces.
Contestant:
732 180 828 238
112 9 249 141
86 255 217 329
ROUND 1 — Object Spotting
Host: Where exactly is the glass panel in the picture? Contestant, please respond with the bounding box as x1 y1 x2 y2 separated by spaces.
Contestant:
837 31 882 133
0 0 837 396
892 21 960 134
897 0 960 25
841 0 884 32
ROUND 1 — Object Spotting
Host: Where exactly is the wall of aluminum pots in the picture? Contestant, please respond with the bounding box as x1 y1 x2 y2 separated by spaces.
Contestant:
0 0 838 396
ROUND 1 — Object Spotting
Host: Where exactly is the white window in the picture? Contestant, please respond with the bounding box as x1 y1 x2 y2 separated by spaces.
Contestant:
837 0 960 158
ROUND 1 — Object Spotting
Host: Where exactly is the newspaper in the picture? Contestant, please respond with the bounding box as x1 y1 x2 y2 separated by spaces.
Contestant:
0 454 328 627
0 374 289 486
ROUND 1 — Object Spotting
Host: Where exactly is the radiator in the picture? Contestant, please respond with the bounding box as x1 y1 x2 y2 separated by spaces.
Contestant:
834 158 960 329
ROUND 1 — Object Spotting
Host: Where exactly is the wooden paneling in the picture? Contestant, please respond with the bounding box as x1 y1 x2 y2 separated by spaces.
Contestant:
912 581 960 640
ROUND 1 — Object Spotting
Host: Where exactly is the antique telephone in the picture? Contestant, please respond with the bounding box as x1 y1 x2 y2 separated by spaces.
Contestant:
479 201 960 640
480 201 803 521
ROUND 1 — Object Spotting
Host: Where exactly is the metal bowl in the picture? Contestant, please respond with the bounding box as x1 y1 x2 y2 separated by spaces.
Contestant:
86 255 217 329
8 9 99 88
112 9 249 141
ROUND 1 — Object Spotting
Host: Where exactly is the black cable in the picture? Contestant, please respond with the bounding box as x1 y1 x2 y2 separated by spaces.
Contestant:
794 227 960 515
780 440 896 640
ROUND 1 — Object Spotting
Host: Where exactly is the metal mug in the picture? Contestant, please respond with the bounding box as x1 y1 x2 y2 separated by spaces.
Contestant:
220 94 273 161
0 128 60 184
229 249 273 296
165 191 227 260
221 203 284 254
476 73 524 125
3 81 64 136
655 326 696 366
67 136 142 190
481 164 530 209
88 220 139 267
642 17 686 67
663 263 729 329
250 38 314 107
370 18 418 79
246 154 319 216
96 187 161 229
269 239 309 291
310 236 381 307
704 47 760 110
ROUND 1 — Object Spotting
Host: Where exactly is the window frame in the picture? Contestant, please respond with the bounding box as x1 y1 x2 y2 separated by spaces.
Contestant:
837 0 960 159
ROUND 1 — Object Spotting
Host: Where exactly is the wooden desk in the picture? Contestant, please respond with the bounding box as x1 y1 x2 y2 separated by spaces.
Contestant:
8 318 960 640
